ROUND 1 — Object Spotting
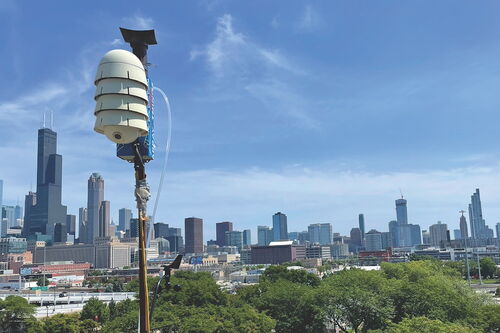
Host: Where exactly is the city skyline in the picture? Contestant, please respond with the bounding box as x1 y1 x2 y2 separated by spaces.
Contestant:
4 2 500 239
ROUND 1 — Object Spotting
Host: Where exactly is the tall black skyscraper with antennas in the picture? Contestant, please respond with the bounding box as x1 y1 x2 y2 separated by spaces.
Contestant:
23 127 67 242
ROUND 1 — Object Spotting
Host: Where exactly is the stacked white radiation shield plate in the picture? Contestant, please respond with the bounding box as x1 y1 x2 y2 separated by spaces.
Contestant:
94 49 149 144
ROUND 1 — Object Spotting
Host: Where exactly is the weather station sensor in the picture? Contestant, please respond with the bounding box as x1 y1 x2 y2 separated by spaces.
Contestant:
92 27 159 333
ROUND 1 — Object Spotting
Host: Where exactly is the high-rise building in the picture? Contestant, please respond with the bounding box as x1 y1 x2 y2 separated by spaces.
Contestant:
154 222 169 238
2 206 15 228
99 200 110 238
118 208 132 232
288 232 299 241
459 212 469 239
350 227 362 252
496 223 500 239
422 230 430 244
409 224 421 246
429 221 448 247
453 229 462 240
216 221 233 246
272 212 288 241
0 180 3 218
226 230 243 250
78 207 87 242
358 214 365 240
166 235 183 252
86 173 104 243
469 189 489 239
308 223 333 245
243 229 251 246
381 232 392 249
66 214 76 235
23 192 36 237
388 220 399 247
23 128 67 240
14 205 22 226
395 198 408 225
130 218 139 238
185 217 203 254
257 226 273 246
365 229 383 251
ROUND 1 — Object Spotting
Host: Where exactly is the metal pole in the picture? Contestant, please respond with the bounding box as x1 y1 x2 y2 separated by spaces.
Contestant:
476 252 482 285
464 237 471 286
134 143 150 333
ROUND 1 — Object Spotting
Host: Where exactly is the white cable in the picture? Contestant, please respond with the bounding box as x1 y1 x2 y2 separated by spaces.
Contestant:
146 86 172 247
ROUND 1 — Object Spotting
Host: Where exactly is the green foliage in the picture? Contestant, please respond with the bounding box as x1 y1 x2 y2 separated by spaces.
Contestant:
0 295 36 332
260 265 321 287
238 280 322 333
124 276 159 292
320 269 393 333
466 304 500 333
30 313 97 333
101 310 138 333
80 297 109 323
152 303 275 333
479 257 497 279
158 271 228 307
381 261 485 323
383 316 480 333
37 276 49 287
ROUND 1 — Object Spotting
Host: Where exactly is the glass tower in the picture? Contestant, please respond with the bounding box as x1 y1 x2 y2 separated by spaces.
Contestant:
272 212 288 241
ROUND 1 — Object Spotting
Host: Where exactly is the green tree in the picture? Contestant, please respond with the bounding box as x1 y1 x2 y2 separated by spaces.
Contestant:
37 276 49 287
381 261 484 323
39 313 82 333
383 316 480 333
320 269 393 333
0 295 36 332
467 304 500 333
240 279 323 333
80 297 109 323
260 265 321 287
101 310 138 333
479 257 497 279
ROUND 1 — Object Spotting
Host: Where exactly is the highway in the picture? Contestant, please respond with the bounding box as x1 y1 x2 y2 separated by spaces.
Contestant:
0 292 136 317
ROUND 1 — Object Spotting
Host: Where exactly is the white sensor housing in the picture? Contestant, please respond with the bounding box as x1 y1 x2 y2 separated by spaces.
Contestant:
93 49 149 144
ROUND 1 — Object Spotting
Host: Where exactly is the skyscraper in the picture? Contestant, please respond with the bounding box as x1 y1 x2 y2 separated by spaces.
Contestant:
358 214 365 240
154 222 169 238
469 189 489 239
496 223 500 239
23 128 67 240
185 217 203 254
243 229 251 246
225 230 243 249
272 212 288 241
0 180 3 217
66 214 76 235
86 173 104 243
453 229 462 240
429 221 448 247
350 227 362 252
119 208 132 232
99 200 110 238
395 198 408 225
459 212 468 239
365 229 383 251
308 223 333 245
216 221 233 246
257 226 273 246
422 230 430 245
78 207 87 242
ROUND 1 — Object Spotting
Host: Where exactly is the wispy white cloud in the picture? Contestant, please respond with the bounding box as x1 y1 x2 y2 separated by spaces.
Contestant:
297 5 324 33
191 14 317 128
123 13 155 30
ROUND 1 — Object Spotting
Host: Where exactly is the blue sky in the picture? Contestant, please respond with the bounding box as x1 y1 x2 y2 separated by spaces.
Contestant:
2 1 500 240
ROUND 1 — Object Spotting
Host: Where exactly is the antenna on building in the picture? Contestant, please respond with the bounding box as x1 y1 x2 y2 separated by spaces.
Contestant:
50 110 54 129
42 111 46 128
459 210 466 216
399 188 404 199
